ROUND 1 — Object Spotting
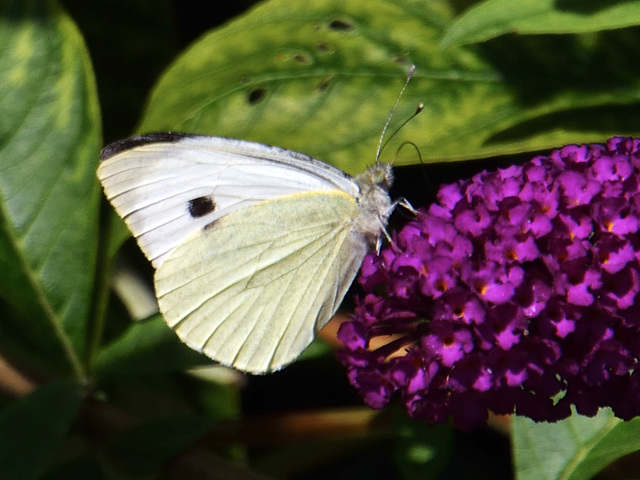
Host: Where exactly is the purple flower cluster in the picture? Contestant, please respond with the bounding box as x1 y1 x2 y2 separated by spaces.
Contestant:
339 137 640 430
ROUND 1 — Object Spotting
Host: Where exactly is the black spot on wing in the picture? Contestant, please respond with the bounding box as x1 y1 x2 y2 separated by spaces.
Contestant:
188 196 216 218
100 132 192 161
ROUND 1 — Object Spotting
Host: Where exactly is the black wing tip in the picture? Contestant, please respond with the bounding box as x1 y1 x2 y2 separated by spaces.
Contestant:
100 131 196 161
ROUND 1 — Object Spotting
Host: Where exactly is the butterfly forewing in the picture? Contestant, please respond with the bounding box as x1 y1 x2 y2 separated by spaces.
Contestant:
98 134 358 268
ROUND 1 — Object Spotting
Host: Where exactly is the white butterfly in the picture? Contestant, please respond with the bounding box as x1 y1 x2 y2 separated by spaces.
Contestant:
98 132 394 374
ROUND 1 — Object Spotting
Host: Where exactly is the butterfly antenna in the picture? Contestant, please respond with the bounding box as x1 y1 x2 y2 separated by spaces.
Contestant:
375 64 417 163
381 103 424 159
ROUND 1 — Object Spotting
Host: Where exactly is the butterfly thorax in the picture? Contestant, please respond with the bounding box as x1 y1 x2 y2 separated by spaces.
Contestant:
353 163 394 246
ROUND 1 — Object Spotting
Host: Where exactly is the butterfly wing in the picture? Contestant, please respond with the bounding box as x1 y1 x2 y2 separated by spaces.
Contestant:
98 133 359 267
154 190 367 373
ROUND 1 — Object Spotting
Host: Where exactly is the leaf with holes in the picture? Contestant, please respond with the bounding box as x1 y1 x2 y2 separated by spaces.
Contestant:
138 0 640 172
0 0 101 376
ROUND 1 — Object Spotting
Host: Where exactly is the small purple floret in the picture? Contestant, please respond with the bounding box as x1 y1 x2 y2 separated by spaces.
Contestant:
338 137 640 430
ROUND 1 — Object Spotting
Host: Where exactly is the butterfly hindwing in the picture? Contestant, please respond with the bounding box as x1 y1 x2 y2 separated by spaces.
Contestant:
155 190 367 373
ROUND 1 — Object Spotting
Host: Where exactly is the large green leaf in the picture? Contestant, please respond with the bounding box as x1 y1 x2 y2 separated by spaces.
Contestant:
94 315 209 378
138 0 640 175
442 0 640 47
0 0 101 376
0 381 83 480
513 409 640 480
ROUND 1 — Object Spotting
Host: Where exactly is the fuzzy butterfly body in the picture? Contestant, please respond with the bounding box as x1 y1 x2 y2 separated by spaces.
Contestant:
98 132 393 373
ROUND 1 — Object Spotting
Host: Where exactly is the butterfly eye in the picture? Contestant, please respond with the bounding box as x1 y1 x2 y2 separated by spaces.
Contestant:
371 164 394 189
188 196 216 218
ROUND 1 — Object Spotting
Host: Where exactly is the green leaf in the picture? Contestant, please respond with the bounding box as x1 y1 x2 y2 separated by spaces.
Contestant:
393 411 453 480
137 0 640 175
138 0 447 174
187 371 242 423
296 336 332 363
94 315 210 378
513 408 640 480
0 0 101 376
104 416 214 477
443 0 640 47
0 381 83 480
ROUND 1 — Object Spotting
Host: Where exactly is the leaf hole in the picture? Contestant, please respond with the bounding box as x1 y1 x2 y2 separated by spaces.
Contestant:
247 87 267 105
328 18 354 31
316 77 333 92
293 53 312 64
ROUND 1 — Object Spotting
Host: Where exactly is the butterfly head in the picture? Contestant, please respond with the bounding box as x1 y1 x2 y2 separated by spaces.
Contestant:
357 162 394 192
353 163 394 246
